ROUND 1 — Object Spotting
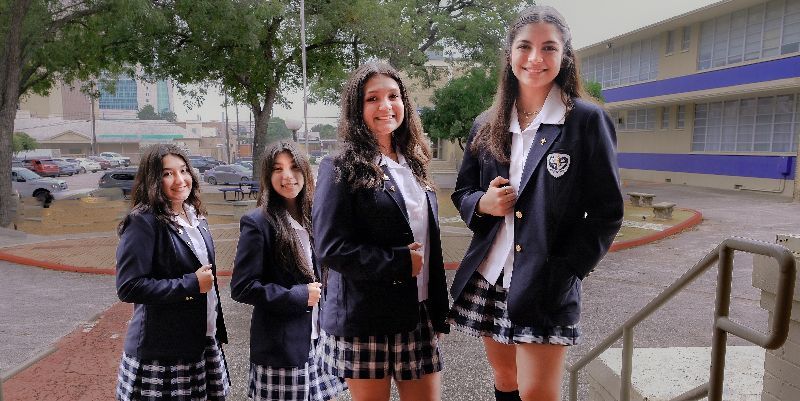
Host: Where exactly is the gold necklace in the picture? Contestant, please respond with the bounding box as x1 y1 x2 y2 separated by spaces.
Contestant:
519 109 541 118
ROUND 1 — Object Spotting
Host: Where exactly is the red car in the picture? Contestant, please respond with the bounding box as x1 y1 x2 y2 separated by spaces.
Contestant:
88 156 112 170
22 158 60 177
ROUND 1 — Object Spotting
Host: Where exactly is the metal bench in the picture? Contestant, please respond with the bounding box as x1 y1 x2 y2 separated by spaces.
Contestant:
219 187 243 201
627 192 656 207
652 201 677 219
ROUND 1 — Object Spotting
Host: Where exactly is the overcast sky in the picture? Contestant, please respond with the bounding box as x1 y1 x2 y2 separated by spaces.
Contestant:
175 0 719 125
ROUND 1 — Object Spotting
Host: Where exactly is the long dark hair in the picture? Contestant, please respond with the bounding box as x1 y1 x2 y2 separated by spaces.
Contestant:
118 144 205 234
258 141 316 282
334 61 433 190
471 5 586 163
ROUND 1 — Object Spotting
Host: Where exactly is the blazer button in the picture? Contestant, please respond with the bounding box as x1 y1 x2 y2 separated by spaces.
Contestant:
186 296 194 301
515 244 522 252
515 211 523 219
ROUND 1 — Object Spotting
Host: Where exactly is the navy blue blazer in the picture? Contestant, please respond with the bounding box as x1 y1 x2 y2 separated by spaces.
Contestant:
451 99 624 327
313 157 449 337
116 209 228 360
230 208 318 367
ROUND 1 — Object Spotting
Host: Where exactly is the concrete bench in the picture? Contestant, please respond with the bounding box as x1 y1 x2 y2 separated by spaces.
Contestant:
627 192 656 207
652 201 677 219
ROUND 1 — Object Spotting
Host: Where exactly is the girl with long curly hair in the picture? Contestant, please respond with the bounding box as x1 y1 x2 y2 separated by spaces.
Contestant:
231 141 346 401
448 5 624 401
115 144 229 401
312 61 450 401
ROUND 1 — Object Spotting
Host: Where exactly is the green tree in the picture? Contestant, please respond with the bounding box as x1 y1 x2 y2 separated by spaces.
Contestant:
12 132 37 154
145 0 527 179
0 0 153 226
584 80 605 103
137 104 160 120
161 110 177 122
311 123 337 140
267 117 293 142
421 67 498 150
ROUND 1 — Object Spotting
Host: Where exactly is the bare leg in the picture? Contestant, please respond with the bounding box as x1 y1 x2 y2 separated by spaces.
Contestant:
483 336 518 392
395 371 441 401
346 377 392 401
515 342 567 401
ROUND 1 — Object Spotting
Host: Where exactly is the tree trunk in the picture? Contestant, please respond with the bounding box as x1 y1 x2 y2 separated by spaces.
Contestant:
0 0 33 228
250 88 277 182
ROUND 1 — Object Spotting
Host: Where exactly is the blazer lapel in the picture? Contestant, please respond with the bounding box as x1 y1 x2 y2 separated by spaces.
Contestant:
380 165 410 223
198 219 215 266
519 124 563 194
424 185 439 228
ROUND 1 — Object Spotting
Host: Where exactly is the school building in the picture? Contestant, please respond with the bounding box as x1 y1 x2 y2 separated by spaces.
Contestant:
576 0 800 195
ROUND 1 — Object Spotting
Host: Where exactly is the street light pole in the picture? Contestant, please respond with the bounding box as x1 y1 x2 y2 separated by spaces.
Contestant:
224 91 231 164
300 0 309 156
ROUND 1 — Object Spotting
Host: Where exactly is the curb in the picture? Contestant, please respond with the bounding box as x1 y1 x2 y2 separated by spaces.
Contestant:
0 209 703 275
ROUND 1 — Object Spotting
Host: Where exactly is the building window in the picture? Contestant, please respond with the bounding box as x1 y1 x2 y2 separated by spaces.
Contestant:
430 137 442 160
99 78 138 110
620 108 657 131
697 0 800 71
676 105 686 129
681 26 691 51
666 30 675 55
692 94 798 152
580 36 659 89
661 106 670 129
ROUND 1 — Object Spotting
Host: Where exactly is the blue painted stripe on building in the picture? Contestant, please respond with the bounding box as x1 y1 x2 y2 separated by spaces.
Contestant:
618 153 796 180
603 55 800 103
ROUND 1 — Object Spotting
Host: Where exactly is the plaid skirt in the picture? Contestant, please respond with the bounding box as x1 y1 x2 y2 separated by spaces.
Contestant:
448 272 580 345
116 337 230 401
248 339 347 401
318 302 443 381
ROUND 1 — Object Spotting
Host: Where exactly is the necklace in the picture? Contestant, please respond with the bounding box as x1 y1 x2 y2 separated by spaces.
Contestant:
519 109 541 118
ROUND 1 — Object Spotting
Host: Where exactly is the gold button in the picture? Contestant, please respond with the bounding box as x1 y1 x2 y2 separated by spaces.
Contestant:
515 244 522 252
515 211 522 219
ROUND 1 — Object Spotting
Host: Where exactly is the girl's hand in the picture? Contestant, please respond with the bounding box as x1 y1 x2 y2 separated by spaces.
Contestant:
477 176 516 216
307 282 322 306
408 242 423 277
195 265 214 294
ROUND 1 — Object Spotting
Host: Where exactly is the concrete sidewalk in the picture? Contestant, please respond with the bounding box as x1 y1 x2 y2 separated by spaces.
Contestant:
1 180 798 400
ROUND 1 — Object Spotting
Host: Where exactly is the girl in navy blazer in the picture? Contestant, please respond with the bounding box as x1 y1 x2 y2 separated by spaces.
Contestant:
313 61 449 401
448 6 624 401
115 144 229 401
231 142 345 401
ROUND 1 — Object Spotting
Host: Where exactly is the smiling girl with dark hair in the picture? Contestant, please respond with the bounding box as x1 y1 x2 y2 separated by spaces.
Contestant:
231 141 346 401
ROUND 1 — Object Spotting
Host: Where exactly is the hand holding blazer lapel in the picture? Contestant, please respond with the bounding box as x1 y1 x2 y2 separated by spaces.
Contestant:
518 124 563 195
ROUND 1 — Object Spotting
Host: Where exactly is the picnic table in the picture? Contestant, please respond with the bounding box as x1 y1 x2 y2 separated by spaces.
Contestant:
219 181 260 201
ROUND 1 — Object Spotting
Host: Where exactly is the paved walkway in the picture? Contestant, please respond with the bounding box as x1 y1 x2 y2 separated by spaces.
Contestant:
0 180 798 400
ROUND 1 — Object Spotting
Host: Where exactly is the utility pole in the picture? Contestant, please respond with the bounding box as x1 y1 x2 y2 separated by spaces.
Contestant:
300 0 309 155
235 103 240 163
90 80 97 155
224 92 231 164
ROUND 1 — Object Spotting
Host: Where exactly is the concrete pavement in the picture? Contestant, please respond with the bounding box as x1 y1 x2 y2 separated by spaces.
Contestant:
1 180 798 400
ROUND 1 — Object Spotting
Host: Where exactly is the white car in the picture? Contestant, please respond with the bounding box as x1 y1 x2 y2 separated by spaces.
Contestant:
100 152 131 167
72 157 102 173
11 167 68 203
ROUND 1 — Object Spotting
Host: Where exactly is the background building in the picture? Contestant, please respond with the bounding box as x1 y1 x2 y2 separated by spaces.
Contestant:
578 0 800 195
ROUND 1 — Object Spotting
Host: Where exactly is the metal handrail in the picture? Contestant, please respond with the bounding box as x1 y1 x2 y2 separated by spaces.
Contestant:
566 237 797 401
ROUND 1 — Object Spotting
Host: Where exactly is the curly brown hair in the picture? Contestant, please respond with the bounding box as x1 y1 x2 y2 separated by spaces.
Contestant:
471 5 586 163
257 141 316 283
334 61 433 190
118 144 206 234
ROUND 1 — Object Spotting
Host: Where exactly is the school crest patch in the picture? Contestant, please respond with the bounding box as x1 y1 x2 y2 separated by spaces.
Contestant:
546 153 570 178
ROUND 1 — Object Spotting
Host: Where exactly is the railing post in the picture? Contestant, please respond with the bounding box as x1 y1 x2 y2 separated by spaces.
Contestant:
709 244 734 401
620 326 634 401
569 370 578 401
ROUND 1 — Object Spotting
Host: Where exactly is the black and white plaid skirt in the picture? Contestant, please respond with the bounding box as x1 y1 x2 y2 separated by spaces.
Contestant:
318 302 444 381
448 272 580 345
248 339 347 401
116 337 230 401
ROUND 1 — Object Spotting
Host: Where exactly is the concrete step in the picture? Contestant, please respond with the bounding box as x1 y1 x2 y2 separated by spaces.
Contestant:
587 346 764 401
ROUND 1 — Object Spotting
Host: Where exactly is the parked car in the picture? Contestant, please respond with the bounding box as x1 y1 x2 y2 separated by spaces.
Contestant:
88 156 113 170
98 167 137 196
51 158 79 176
187 155 214 173
12 159 23 168
100 152 131 167
11 167 68 203
236 161 254 170
204 164 253 185
22 158 60 177
71 157 102 173
203 156 224 167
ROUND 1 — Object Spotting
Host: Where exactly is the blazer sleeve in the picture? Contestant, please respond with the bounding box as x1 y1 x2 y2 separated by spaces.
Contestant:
452 118 503 235
312 157 411 282
230 213 310 315
116 213 200 304
558 107 624 279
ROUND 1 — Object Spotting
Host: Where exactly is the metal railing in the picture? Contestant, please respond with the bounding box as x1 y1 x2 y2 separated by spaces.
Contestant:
567 237 797 401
